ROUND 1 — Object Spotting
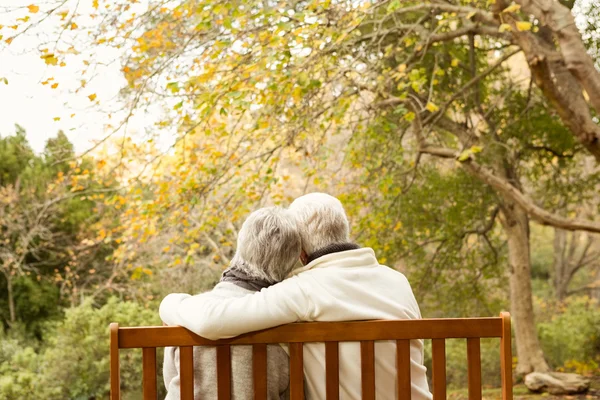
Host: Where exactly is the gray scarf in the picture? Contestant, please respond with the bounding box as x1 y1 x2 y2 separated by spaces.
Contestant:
220 262 273 292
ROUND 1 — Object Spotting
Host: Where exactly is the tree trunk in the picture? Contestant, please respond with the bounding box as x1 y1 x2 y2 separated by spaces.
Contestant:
6 272 16 325
552 229 569 302
500 203 550 375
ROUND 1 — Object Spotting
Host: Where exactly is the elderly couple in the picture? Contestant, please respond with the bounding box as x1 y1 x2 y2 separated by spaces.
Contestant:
160 193 432 400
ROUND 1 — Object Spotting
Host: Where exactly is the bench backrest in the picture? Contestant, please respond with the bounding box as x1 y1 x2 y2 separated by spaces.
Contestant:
110 312 512 400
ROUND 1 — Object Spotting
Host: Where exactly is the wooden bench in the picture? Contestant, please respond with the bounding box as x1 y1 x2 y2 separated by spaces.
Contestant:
110 312 512 400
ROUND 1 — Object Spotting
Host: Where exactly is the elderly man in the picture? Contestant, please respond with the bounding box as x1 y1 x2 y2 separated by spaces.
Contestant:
161 207 301 399
160 193 432 400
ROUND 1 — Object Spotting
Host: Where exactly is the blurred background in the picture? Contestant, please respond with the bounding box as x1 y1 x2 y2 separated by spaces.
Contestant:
0 0 598 398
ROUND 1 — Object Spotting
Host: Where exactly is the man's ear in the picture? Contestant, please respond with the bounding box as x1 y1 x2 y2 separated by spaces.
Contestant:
300 249 308 265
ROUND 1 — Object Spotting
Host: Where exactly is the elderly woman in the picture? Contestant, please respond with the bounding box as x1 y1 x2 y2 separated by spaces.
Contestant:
161 207 302 399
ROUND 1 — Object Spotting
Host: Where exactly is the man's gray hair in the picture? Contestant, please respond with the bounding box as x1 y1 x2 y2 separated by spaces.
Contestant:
289 192 350 255
232 207 302 283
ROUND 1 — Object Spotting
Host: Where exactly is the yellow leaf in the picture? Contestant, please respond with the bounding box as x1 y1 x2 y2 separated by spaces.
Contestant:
70 22 78 30
59 61 66 67
451 59 459 67
499 24 512 32
53 117 60 121
70 113 75 118
88 93 97 101
92 0 99 9
162 246 170 252
466 11 476 19
27 4 39 13
5 37 14 45
41 53 58 65
502 3 521 13
51 82 58 89
426 102 439 112
516 21 532 31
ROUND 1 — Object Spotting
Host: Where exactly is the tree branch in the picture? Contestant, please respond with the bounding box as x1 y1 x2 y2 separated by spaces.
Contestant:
418 145 600 233
515 0 600 115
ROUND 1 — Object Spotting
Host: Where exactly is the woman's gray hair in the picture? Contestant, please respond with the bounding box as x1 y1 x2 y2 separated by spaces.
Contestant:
288 192 350 255
232 207 302 283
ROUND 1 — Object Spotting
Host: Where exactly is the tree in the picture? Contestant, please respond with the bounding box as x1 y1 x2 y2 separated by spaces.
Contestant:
0 128 117 330
3 0 600 375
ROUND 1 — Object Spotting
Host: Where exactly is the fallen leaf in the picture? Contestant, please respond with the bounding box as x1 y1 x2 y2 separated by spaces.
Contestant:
88 93 97 101
27 4 39 13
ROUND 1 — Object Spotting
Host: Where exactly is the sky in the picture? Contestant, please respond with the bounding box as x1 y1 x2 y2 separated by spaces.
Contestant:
0 0 149 154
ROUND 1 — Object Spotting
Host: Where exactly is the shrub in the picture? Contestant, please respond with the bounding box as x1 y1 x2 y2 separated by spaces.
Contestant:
40 297 161 399
537 295 600 374
0 298 162 400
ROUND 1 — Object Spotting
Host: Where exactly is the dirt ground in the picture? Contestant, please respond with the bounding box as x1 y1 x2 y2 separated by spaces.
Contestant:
448 376 600 400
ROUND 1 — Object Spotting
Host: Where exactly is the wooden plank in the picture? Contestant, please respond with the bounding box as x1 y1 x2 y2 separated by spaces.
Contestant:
118 318 503 348
179 346 194 400
216 345 231 400
110 323 120 400
253 344 268 399
325 342 339 400
289 343 304 400
360 341 376 400
432 339 447 400
467 338 482 400
142 347 157 400
397 339 411 400
500 312 513 400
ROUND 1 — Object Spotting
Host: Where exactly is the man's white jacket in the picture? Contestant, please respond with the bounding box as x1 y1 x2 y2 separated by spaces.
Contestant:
160 247 433 400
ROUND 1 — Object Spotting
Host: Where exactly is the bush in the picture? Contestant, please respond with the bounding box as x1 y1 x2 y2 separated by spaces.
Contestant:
0 298 162 400
0 334 56 400
537 295 600 374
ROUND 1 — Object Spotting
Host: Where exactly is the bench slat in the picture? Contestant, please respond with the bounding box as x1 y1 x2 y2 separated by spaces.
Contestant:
110 323 120 400
142 347 157 400
500 312 513 400
397 339 411 400
325 341 339 399
467 338 482 400
216 345 231 400
361 341 376 400
432 339 446 400
289 343 304 400
180 346 194 400
118 318 503 348
253 344 268 399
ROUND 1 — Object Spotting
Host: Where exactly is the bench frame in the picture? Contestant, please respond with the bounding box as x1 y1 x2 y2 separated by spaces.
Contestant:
110 312 513 400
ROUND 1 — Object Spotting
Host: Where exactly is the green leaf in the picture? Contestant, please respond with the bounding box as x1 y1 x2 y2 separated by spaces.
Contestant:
166 82 179 93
